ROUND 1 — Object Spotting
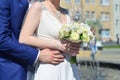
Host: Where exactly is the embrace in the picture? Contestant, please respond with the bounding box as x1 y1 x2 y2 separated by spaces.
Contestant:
0 0 81 80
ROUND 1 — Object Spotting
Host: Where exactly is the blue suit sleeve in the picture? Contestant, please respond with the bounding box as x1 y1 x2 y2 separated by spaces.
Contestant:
0 0 39 65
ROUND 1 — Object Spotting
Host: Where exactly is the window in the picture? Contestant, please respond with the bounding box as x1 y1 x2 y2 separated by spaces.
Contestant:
115 4 118 12
116 19 119 27
85 0 89 4
91 0 95 4
75 0 80 4
101 12 110 21
91 11 95 19
100 0 110 6
66 0 70 4
101 29 110 38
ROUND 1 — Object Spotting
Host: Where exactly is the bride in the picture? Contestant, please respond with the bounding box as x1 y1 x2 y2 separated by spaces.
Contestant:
19 0 80 80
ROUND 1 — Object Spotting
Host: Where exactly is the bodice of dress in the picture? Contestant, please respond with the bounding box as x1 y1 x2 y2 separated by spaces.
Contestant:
33 4 80 80
36 4 70 40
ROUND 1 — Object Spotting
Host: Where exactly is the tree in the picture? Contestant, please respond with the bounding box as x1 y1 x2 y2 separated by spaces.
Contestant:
87 19 102 40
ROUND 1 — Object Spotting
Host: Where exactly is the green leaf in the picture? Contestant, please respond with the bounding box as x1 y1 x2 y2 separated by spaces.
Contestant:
70 56 76 64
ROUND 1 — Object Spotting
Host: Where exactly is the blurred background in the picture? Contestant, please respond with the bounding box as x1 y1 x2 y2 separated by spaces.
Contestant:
60 0 120 80
60 0 120 43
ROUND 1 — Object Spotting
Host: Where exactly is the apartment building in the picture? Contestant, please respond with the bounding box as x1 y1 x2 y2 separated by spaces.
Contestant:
61 0 120 42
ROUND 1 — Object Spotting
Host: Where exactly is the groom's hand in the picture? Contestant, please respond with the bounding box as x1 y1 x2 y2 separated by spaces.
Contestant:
38 48 64 65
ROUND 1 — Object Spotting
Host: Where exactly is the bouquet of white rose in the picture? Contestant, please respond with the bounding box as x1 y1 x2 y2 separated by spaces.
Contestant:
59 22 94 63
59 22 94 43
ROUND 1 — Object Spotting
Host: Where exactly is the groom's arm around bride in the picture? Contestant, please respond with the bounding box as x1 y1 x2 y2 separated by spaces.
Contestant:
0 0 64 80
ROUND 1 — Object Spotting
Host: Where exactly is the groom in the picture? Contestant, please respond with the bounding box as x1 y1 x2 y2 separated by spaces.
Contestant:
0 0 65 80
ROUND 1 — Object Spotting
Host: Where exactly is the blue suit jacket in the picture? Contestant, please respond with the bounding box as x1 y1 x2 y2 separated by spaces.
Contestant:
0 0 38 80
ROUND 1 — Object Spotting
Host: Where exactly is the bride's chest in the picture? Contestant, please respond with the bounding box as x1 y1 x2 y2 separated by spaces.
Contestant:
36 12 62 39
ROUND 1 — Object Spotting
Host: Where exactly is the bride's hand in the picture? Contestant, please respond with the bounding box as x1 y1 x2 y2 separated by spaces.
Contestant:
66 42 81 56
60 40 81 56
56 40 81 56
56 41 66 52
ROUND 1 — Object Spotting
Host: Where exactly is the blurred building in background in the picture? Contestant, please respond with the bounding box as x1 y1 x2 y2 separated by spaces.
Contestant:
60 0 120 42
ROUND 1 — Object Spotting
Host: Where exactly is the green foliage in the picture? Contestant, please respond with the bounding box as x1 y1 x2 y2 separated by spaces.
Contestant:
70 56 76 64
87 19 102 28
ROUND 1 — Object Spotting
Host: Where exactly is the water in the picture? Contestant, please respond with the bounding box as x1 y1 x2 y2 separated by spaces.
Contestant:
78 62 120 80
77 49 120 80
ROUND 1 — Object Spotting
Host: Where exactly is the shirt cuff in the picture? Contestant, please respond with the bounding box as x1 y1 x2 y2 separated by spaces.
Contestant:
33 50 40 66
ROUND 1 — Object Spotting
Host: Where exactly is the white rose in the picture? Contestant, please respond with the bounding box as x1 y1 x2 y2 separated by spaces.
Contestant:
69 32 80 42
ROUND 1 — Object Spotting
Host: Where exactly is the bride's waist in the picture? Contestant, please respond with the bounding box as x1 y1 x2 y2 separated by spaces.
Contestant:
36 34 59 40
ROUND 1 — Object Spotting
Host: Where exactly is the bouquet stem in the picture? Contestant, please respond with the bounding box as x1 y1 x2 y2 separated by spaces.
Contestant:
70 56 76 64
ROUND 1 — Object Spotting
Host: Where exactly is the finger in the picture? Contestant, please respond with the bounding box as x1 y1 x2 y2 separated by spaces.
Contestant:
53 58 64 62
50 60 64 65
66 44 80 51
50 61 60 65
54 54 65 59
68 46 80 51
57 59 64 62
65 47 79 54
51 50 61 54
69 43 81 48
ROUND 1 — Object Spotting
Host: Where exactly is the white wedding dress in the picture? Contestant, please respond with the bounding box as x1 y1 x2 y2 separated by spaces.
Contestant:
33 3 80 80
